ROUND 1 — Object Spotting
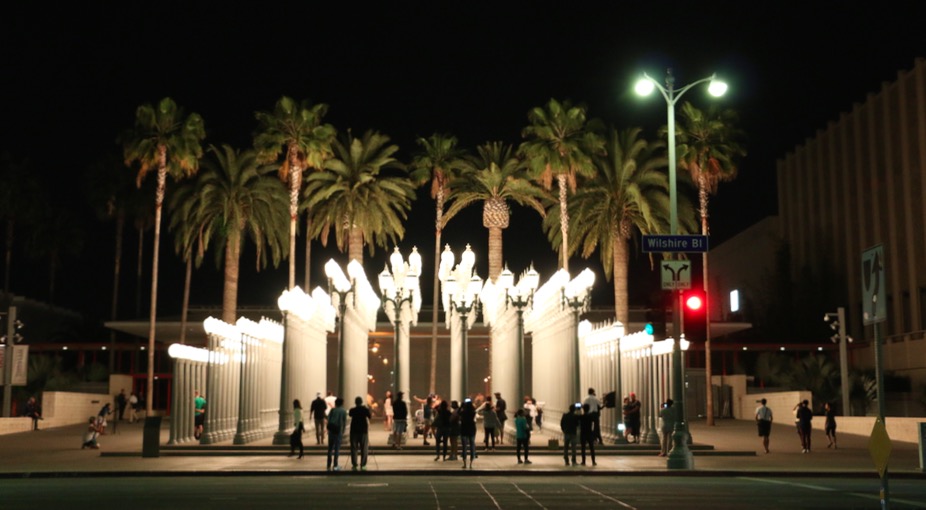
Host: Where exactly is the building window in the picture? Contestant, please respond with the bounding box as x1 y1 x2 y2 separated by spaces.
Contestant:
730 290 740 313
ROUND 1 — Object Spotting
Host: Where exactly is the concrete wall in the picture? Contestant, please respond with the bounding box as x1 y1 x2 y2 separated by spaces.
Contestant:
40 391 112 429
736 390 812 422
811 416 924 445
0 417 34 435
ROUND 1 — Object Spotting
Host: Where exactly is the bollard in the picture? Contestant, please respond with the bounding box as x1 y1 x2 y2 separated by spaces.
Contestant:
142 416 162 458
919 422 926 472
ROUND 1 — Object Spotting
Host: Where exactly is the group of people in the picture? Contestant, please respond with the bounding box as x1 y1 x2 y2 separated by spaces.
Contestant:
288 391 371 471
754 398 838 454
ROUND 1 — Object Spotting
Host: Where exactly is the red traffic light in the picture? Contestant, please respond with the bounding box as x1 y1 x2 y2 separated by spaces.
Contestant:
685 294 703 311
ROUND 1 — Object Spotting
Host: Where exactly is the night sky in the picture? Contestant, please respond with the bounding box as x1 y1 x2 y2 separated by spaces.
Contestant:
4 3 926 325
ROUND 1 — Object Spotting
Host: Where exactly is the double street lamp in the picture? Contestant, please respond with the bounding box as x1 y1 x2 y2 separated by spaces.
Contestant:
325 259 356 398
439 244 483 401
497 265 540 407
561 268 596 403
636 68 727 470
379 246 422 397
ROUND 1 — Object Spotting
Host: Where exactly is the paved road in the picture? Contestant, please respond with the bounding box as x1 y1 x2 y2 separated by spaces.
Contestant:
3 475 925 510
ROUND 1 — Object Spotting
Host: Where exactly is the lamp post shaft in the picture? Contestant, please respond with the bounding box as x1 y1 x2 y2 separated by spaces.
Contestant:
337 301 347 398
517 308 525 406
461 308 469 400
837 307 850 416
1 306 15 418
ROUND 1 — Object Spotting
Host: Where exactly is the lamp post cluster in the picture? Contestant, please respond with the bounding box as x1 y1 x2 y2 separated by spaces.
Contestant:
439 244 483 400
325 259 356 398
561 268 596 403
497 265 540 406
636 68 727 469
378 246 422 397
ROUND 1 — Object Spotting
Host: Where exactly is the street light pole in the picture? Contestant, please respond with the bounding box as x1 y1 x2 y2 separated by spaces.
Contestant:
498 265 540 407
825 307 852 415
379 247 422 398
439 245 483 402
562 269 596 404
326 260 355 398
636 68 727 469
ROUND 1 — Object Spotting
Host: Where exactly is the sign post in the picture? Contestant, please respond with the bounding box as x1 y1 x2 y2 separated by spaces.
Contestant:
862 244 890 509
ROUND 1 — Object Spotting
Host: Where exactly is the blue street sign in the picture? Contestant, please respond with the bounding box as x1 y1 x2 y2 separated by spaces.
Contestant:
642 235 709 253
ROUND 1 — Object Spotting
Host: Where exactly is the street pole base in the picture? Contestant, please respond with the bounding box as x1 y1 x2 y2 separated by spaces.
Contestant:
642 430 660 445
272 430 291 445
666 449 694 470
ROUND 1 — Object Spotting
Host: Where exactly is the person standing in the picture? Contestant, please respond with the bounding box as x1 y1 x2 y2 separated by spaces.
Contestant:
584 388 602 445
383 390 394 432
289 399 305 459
560 402 580 466
97 403 112 436
413 394 434 446
755 398 773 454
514 409 531 464
824 402 838 449
326 397 347 471
658 399 676 457
459 398 477 469
193 391 206 440
579 403 597 466
494 392 507 445
433 400 452 461
116 389 127 421
348 396 371 470
24 396 42 431
478 401 500 451
324 391 337 416
127 392 139 424
796 399 813 453
624 393 642 443
391 391 408 449
310 392 327 445
523 396 536 431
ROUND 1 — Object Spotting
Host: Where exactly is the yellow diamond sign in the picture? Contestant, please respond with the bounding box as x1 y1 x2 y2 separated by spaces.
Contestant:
868 418 892 478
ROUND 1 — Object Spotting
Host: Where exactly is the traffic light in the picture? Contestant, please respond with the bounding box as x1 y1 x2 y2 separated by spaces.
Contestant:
682 289 706 341
685 294 703 311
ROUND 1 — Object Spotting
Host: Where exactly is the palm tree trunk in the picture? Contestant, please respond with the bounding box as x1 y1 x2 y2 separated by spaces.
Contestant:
613 235 630 325
699 172 715 426
180 255 192 344
348 224 363 264
222 236 241 324
558 174 569 272
488 226 503 282
430 191 444 394
304 218 312 291
110 213 125 370
287 166 302 291
146 155 167 416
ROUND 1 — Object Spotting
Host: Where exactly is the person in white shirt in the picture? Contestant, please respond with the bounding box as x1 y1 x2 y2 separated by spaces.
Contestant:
755 398 774 454
127 393 139 423
583 388 603 445
325 391 337 417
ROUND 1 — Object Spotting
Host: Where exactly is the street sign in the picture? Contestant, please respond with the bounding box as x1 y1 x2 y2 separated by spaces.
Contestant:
642 235 709 253
861 244 887 325
869 417 892 478
661 261 692 290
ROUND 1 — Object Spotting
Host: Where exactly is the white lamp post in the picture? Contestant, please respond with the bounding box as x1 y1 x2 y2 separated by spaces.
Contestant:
497 265 540 406
379 246 422 397
325 259 355 398
439 244 483 401
561 269 596 403
636 68 727 470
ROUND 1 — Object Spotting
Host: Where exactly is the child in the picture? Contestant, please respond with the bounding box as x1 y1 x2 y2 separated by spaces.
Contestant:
82 416 101 449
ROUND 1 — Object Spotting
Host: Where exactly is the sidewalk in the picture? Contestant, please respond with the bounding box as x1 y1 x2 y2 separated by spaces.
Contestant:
1 417 922 478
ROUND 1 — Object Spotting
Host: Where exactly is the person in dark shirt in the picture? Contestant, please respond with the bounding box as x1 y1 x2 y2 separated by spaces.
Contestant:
459 398 477 469
796 399 814 453
309 393 328 445
391 391 409 449
348 396 371 470
494 392 507 445
824 402 838 449
560 402 580 466
579 403 597 466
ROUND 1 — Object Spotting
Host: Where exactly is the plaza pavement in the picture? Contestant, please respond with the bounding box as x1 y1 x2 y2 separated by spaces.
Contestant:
1 417 923 478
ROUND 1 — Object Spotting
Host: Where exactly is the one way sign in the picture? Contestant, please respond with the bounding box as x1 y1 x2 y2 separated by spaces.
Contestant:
661 261 691 290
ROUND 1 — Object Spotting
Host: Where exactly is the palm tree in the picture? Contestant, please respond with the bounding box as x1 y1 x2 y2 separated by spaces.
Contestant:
519 98 604 272
675 101 746 426
175 145 288 324
409 133 465 394
167 176 205 344
26 202 84 304
304 130 414 264
254 97 336 290
563 127 694 324
445 141 548 281
123 97 205 415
